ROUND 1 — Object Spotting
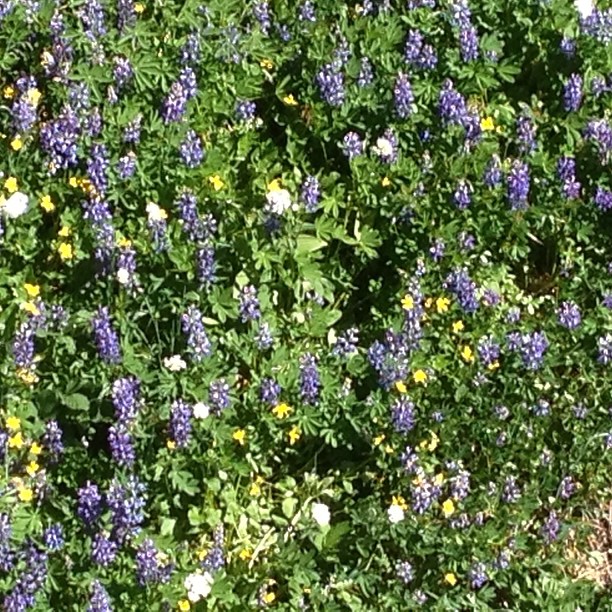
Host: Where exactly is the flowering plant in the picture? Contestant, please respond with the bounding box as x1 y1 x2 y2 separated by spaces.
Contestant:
1 0 612 609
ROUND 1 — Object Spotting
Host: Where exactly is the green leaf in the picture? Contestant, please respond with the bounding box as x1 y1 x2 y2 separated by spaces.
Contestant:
282 496 298 519
63 393 90 412
296 235 328 254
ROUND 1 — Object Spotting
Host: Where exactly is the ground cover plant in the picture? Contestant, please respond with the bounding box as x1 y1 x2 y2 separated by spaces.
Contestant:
1 0 612 609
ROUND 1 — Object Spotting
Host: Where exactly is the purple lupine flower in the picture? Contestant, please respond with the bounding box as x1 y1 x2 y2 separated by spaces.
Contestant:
541 511 560 545
357 57 374 87
209 379 231 413
453 180 472 209
531 399 550 417
444 268 479 313
88 580 112 612
181 305 212 361
594 186 612 211
482 288 501 307
332 328 359 357
501 476 521 503
518 331 549 369
458 231 476 251
603 293 612 308
106 475 146 544
116 0 135 31
87 143 109 196
260 377 281 405
11 322 35 369
180 31 201 65
298 0 316 22
111 377 141 424
394 72 414 118
483 154 503 188
85 108 103 138
598 333 612 364
123 115 142 143
560 37 576 57
429 238 445 262
373 129 398 164
116 152 137 180
82 197 115 275
459 25 479 62
342 131 364 159
299 353 320 404
506 159 530 210
253 1 271 34
450 470 471 500
92 307 121 364
255 321 273 350
112 56 133 90
438 79 468 125
78 482 104 527
517 114 537 153
557 301 581 329
169 400 192 447
239 285 261 322
592 75 607 96
396 560 414 584
175 191 216 243
108 425 135 467
161 82 188 123
43 524 64 551
43 420 64 460
92 533 118 567
201 524 225 573
585 118 612 161
116 244 138 290
559 476 577 500
196 246 216 284
316 63 345 106
478 336 500 366
467 562 488 589
300 175 321 212
391 397 416 433
236 100 256 122
39 105 80 172
401 446 419 474
563 73 583 112
135 539 173 586
179 130 204 167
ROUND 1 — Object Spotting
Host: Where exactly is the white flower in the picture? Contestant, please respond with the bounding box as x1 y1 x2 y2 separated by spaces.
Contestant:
2 191 29 218
116 268 130 285
311 502 330 526
373 137 393 159
163 355 187 371
184 571 214 603
193 402 210 419
575 0 595 18
146 202 165 222
387 504 405 524
265 188 292 215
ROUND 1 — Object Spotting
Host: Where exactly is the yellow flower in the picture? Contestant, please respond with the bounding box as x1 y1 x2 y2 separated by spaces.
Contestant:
8 432 24 449
392 495 408 510
452 320 464 333
30 442 42 455
58 243 73 260
460 345 474 363
26 460 39 476
480 116 495 131
441 499 455 516
436 297 450 313
166 440 176 450
260 58 273 69
263 592 276 604
424 297 433 309
40 195 55 212
373 433 385 446
249 476 264 496
444 572 458 586
413 369 428 384
26 88 41 106
177 600 191 611
58 225 71 237
117 237 132 248
384 444 394 454
283 94 298 106
6 416 21 431
233 429 246 445
4 176 18 193
18 488 33 502
208 174 225 191
288 425 301 445
3 85 15 98
134 1 145 12
239 547 253 560
10 136 23 151
394 380 407 394
24 283 40 298
488 360 500 371
428 432 439 451
21 301 40 316
68 177 79 188
17 369 38 385
267 178 282 192
401 294 414 310
433 473 445 486
272 403 292 419
381 176 391 187
196 548 208 561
